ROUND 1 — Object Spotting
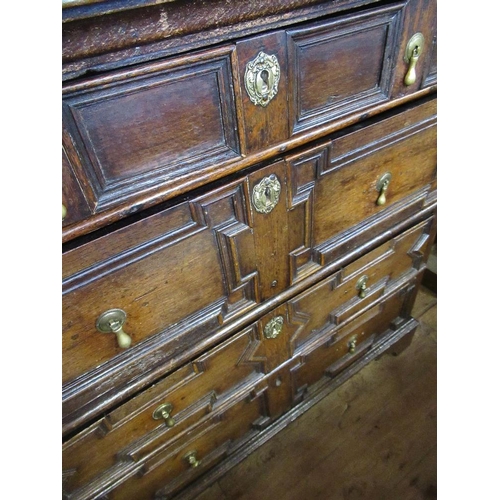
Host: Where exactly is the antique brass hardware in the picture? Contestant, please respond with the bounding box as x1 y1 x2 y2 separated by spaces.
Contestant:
152 403 175 427
96 309 132 348
404 33 425 86
264 316 284 339
184 450 200 468
376 172 392 206
244 51 281 107
252 174 281 214
348 338 357 353
356 275 369 298
62 203 67 221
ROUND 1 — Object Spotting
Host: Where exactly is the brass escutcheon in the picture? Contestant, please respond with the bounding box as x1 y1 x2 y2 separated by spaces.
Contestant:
244 51 281 107
96 309 132 349
264 316 284 339
153 403 175 428
404 33 425 86
252 174 281 214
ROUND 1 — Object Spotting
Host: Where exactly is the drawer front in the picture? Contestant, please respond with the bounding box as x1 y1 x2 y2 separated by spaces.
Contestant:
62 146 90 227
110 395 264 500
62 179 259 386
291 275 417 398
63 325 292 499
287 3 404 134
287 216 434 350
62 45 241 215
286 97 436 277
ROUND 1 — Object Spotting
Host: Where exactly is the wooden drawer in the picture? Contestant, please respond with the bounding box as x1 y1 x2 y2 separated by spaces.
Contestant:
63 316 293 499
63 326 264 494
62 45 241 216
64 390 267 500
287 216 434 350
291 273 418 400
286 97 436 278
287 2 404 135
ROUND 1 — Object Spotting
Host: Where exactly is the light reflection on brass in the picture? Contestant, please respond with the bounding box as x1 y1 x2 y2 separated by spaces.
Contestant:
264 316 284 339
404 33 425 86
244 51 281 107
252 174 281 214
376 172 392 206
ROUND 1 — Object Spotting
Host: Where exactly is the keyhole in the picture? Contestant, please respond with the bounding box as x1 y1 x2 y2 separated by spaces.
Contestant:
264 185 271 205
258 69 270 95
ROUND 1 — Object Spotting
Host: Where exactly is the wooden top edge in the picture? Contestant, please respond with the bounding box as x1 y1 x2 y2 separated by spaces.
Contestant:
62 0 178 21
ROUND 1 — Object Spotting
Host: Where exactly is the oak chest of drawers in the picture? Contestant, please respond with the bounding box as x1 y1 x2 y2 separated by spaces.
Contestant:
62 1 437 498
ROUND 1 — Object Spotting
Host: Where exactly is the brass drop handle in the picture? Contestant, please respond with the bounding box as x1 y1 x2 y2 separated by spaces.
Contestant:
62 203 67 221
153 403 175 428
376 172 392 206
348 338 357 354
356 275 369 298
96 309 132 348
404 33 425 86
184 450 201 468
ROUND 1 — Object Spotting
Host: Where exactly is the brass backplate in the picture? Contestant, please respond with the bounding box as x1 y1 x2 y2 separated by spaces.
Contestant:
244 51 281 107
96 308 127 333
252 174 281 214
404 32 425 63
264 316 284 339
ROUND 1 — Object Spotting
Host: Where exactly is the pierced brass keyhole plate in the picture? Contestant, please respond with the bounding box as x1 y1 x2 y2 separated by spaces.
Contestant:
264 316 284 339
252 174 281 214
244 51 281 107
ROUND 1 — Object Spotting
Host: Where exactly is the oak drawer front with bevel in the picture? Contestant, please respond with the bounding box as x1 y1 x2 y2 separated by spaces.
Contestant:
286 97 436 278
109 394 265 500
287 2 404 135
62 45 240 216
62 176 260 388
63 321 292 500
62 323 267 497
64 392 266 500
292 275 417 398
287 216 434 351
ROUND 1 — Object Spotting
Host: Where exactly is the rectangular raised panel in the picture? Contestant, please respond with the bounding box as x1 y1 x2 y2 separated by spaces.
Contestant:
62 46 241 211
285 98 437 275
291 277 414 399
288 3 404 134
287 217 433 350
62 179 259 428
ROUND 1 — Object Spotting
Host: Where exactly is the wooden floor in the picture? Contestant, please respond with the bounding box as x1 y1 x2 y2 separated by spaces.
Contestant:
194 286 437 500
